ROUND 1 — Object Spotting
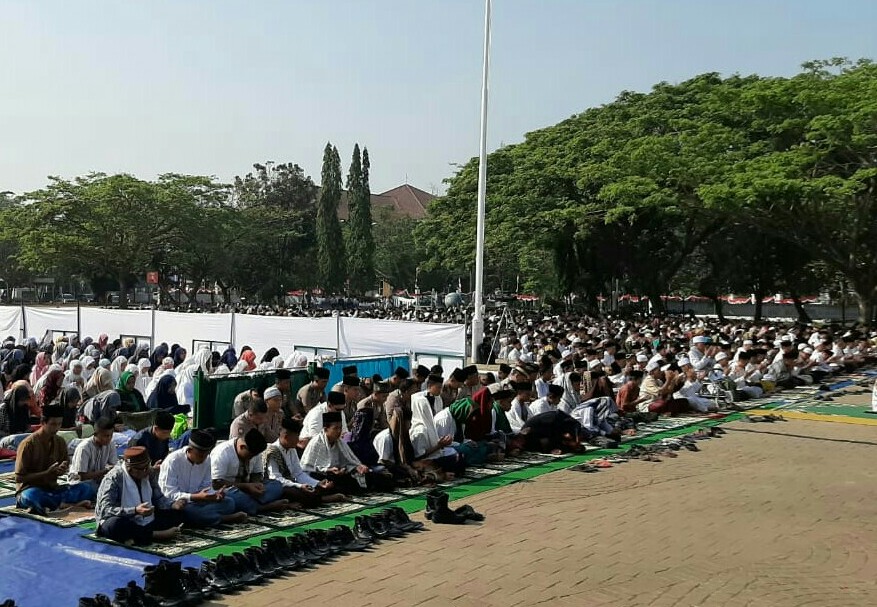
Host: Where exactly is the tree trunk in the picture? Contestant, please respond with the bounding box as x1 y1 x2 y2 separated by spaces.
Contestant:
791 294 811 324
711 295 725 323
855 294 875 327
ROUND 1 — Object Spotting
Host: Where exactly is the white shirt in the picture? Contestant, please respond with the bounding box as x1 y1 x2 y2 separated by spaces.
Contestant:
69 437 118 486
506 398 530 432
433 408 456 439
158 447 213 502
528 397 555 417
264 440 319 488
301 404 348 440
534 378 550 399
210 439 262 484
373 429 394 463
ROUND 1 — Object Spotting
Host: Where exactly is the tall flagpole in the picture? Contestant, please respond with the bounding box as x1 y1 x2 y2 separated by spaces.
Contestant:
471 0 491 362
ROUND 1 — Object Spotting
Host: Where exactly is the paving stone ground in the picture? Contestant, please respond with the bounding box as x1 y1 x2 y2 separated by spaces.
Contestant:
207 418 877 607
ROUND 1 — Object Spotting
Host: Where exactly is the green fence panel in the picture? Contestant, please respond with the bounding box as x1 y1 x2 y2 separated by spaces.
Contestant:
193 369 311 433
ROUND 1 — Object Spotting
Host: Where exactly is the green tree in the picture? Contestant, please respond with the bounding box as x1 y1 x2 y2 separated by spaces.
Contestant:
18 173 188 308
230 162 318 300
316 143 347 293
346 145 375 294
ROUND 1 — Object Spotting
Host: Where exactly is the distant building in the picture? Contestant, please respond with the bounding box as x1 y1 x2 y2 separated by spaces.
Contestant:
327 184 434 221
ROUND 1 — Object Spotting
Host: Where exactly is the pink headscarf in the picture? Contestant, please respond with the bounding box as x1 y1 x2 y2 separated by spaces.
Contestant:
29 352 49 386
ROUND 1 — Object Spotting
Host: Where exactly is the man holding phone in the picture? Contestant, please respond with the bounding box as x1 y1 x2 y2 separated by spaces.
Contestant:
158 429 244 527
95 446 185 545
15 405 94 515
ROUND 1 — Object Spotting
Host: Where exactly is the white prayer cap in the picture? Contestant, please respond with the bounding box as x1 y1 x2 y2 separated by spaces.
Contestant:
660 363 673 372
587 359 602 370
560 349 572 358
773 340 783 347
797 343 807 350
263 387 282 400
636 354 648 363
692 336 710 344
571 337 582 345
803 347 813 354
715 352 728 361
645 361 660 372
678 357 691 367
743 339 754 346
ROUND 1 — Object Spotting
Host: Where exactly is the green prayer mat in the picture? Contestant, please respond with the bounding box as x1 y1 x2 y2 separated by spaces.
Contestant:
302 501 369 518
188 521 275 542
249 509 321 529
84 530 221 558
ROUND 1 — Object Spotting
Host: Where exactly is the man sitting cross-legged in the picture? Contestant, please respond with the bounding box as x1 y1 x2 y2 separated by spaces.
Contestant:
157 429 244 527
301 411 394 494
94 446 185 546
210 428 289 515
68 416 119 502
15 404 94 515
264 417 348 507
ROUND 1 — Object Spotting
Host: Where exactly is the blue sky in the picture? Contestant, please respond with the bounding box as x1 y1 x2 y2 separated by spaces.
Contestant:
1 0 874 196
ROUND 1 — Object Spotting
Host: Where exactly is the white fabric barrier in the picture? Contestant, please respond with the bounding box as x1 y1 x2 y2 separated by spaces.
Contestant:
24 306 78 340
0 307 22 340
233 315 338 361
338 317 465 358
154 311 233 352
80 307 153 342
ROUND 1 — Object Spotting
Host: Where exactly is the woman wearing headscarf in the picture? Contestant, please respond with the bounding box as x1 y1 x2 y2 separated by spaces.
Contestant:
33 363 62 395
63 359 86 391
134 358 151 394
116 370 146 412
146 374 187 414
0 383 33 438
259 347 280 370
150 343 169 373
29 352 49 386
174 348 211 408
240 350 256 371
81 390 121 424
51 340 67 365
230 359 249 374
171 347 187 368
84 366 114 398
219 347 237 370
58 386 83 431
109 356 128 387
144 366 175 401
37 368 65 408
97 334 110 356
80 356 96 382
128 344 149 366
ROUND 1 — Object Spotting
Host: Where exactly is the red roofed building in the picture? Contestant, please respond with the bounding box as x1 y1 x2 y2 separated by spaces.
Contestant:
332 183 434 221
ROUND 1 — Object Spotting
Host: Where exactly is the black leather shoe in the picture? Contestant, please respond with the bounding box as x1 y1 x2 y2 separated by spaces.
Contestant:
428 492 467 525
183 566 216 600
330 525 372 551
231 552 262 585
454 504 485 522
386 507 425 531
126 581 160 606
206 556 240 592
305 529 337 555
111 588 129 607
370 512 406 537
353 516 378 542
262 537 300 569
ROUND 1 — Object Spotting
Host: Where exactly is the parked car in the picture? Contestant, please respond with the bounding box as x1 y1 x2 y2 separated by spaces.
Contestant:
60 293 76 303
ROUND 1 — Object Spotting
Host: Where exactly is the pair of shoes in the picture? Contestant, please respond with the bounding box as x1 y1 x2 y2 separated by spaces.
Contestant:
329 524 373 551
569 463 598 473
381 507 426 532
202 555 244 592
425 489 484 524
142 560 195 607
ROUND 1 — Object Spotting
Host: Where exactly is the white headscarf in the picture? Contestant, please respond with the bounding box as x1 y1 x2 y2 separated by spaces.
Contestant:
175 348 211 406
110 356 128 387
410 393 440 450
134 358 151 394
80 356 96 381
63 359 85 389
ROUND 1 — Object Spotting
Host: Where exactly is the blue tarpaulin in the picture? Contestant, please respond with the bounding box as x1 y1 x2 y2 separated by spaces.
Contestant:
321 354 411 390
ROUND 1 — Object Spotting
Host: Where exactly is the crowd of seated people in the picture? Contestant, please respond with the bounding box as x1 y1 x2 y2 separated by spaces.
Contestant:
0 316 875 546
